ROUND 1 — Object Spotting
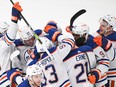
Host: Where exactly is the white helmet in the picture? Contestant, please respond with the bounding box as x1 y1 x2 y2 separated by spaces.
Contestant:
36 37 55 53
26 64 43 76
72 23 89 37
18 26 34 40
0 22 9 34
100 15 116 29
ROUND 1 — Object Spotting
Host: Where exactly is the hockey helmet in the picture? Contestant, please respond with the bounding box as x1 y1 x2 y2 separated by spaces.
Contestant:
26 64 43 76
72 23 89 38
36 37 55 53
99 15 116 29
18 25 34 40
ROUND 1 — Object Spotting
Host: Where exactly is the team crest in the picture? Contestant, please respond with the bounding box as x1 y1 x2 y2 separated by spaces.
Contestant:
24 48 35 62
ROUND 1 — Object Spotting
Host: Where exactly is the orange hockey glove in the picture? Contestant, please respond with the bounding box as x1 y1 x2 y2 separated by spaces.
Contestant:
88 69 101 84
11 2 23 23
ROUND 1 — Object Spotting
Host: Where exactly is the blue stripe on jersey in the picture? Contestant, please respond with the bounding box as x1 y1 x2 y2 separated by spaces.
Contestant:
62 38 74 48
59 79 71 87
62 42 73 48
109 68 116 71
63 45 93 61
107 75 116 78
97 58 109 67
0 79 8 85
0 71 7 77
97 58 109 62
112 49 116 61
102 64 109 68
6 33 15 41
97 76 107 83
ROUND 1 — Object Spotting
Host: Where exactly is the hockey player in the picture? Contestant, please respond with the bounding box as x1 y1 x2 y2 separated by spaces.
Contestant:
24 64 43 87
0 2 23 87
35 26 75 87
62 24 97 87
66 23 110 87
14 26 44 73
93 15 116 87
7 64 43 87
13 20 62 74
0 21 9 37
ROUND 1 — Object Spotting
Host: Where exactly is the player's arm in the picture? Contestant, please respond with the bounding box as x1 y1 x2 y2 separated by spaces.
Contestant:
7 68 24 86
4 2 23 45
94 35 115 61
44 24 75 59
87 50 102 84
93 46 110 74
88 46 110 84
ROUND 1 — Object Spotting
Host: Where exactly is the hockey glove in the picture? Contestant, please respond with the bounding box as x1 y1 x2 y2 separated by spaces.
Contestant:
7 68 22 83
11 2 23 23
46 28 62 42
44 21 57 33
88 69 101 84
94 35 112 51
93 35 102 46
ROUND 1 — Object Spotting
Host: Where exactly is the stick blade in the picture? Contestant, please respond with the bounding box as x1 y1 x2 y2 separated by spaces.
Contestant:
70 9 86 29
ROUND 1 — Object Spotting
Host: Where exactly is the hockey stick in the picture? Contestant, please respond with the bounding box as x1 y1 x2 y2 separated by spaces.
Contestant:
10 0 42 44
10 0 53 59
70 9 86 30
85 52 96 87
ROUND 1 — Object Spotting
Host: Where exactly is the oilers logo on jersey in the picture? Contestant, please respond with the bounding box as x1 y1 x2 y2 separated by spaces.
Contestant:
24 48 35 62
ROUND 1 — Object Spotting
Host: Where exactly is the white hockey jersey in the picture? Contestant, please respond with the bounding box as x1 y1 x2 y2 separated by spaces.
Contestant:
0 22 19 86
63 45 96 87
86 34 110 87
92 30 116 86
99 31 116 80
36 35 74 87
